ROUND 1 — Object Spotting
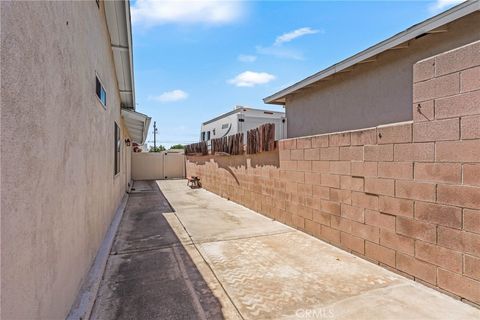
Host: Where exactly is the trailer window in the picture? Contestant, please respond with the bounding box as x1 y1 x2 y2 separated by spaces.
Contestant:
207 131 211 140
201 132 205 141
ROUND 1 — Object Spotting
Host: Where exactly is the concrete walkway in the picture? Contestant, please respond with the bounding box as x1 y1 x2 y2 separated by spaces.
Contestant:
92 180 480 320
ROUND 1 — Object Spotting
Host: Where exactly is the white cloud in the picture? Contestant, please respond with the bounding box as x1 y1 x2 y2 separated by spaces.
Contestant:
238 54 257 62
256 45 303 60
131 0 245 27
149 89 188 102
429 0 465 13
274 27 321 46
228 71 276 87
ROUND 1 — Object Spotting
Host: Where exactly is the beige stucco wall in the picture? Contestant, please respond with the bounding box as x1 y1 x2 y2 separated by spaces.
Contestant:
285 11 480 138
1 1 131 318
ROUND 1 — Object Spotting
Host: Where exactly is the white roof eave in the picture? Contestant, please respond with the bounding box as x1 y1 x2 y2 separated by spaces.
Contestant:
122 109 152 144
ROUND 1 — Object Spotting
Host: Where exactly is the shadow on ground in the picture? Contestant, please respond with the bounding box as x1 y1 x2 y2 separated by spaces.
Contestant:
90 180 223 320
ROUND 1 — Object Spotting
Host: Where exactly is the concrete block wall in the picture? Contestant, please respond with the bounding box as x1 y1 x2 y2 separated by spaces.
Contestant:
186 40 480 305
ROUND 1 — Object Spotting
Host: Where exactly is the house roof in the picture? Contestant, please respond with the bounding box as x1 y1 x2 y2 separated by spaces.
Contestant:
263 0 480 105
122 109 151 144
104 0 136 110
202 106 285 126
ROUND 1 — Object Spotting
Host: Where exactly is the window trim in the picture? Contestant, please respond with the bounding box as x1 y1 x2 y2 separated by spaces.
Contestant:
114 122 121 176
96 73 107 109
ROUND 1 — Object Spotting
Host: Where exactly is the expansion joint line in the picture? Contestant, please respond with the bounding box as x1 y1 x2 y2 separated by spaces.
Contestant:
172 211 246 320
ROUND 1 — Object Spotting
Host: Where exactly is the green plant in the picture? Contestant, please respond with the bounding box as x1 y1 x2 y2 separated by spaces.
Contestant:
169 144 185 150
149 145 166 152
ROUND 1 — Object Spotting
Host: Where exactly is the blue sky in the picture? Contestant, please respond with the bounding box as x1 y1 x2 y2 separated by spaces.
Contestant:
130 0 463 148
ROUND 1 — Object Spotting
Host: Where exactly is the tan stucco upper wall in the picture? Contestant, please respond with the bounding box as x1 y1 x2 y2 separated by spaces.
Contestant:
1 1 130 318
285 12 480 138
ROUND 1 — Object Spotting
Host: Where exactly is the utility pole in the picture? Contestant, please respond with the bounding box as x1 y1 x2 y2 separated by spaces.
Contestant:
153 121 158 149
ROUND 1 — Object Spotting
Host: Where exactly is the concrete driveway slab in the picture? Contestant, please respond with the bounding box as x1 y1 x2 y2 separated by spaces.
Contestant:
157 180 480 320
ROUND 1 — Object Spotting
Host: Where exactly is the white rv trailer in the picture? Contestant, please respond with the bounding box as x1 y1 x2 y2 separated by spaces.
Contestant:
200 106 286 145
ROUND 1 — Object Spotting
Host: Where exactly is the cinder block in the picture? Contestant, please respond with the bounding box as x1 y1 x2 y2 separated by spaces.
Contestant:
311 135 329 148
414 57 435 82
280 160 297 171
396 252 437 285
321 200 341 215
394 143 434 162
312 160 330 173
304 219 321 237
413 100 435 122
320 147 340 160
280 139 296 150
413 118 460 142
395 180 436 202
340 232 365 254
436 140 480 162
290 149 304 161
461 66 480 92
341 204 364 223
331 215 353 233
378 196 413 218
305 196 321 210
364 178 395 196
415 201 462 229
435 40 480 76
329 132 351 146
321 174 340 188
413 72 459 103
279 149 291 161
464 255 480 281
297 137 312 149
329 161 351 175
339 146 363 161
378 161 413 180
304 172 322 186
415 241 462 273
330 188 351 205
437 184 480 209
321 225 341 244
351 221 379 243
437 226 480 257
377 123 412 144
351 191 379 211
351 128 377 145
437 269 480 305
365 210 395 231
283 170 305 183
464 208 480 234
396 217 436 243
340 176 364 191
312 185 330 199
461 115 480 140
304 148 320 160
297 160 312 172
365 242 395 267
292 214 305 230
351 161 377 177
414 162 462 184
435 90 480 119
364 144 393 162
297 183 313 196
380 229 414 255
312 209 330 225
